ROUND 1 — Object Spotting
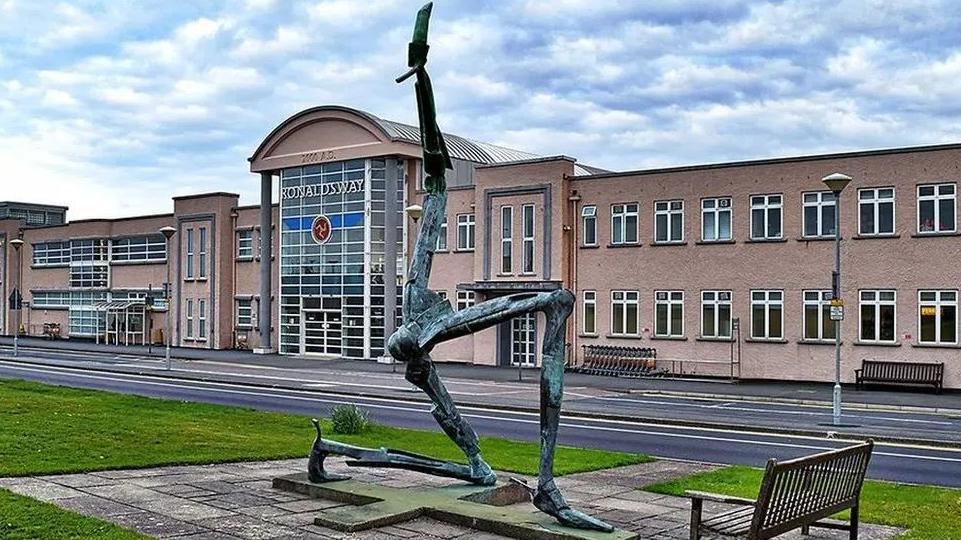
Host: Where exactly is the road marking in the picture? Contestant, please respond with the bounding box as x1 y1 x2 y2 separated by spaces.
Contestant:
3 360 961 466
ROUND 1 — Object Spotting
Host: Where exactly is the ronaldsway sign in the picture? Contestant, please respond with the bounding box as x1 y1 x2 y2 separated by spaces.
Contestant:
281 179 364 200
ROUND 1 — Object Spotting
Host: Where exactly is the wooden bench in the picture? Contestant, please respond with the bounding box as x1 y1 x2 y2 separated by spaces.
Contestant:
42 322 62 340
567 345 660 378
855 359 944 394
687 440 874 540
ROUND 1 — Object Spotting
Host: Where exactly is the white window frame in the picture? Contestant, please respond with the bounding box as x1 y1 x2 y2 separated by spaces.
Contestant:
237 230 254 259
456 290 475 311
236 298 254 327
701 197 732 242
802 191 837 238
185 299 194 339
654 200 684 243
582 290 597 335
198 299 207 339
918 290 958 345
581 205 597 246
858 187 896 236
456 213 475 250
917 183 956 234
654 290 684 337
750 290 784 340
859 289 897 343
802 290 836 342
500 206 512 274
610 290 640 336
436 215 448 251
700 291 732 339
199 227 208 279
750 194 783 240
185 228 194 279
610 203 639 245
522 204 535 274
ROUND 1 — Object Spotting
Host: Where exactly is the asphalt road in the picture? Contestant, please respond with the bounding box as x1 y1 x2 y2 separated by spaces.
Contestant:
2 359 960 489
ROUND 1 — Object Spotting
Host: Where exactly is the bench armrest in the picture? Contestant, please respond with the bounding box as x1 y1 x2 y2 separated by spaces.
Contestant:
684 490 756 506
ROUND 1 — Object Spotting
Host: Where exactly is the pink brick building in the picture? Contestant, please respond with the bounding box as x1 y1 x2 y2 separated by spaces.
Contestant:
2 106 959 387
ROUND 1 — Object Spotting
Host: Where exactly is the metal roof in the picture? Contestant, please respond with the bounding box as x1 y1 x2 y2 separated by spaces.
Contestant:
92 300 146 310
376 118 540 165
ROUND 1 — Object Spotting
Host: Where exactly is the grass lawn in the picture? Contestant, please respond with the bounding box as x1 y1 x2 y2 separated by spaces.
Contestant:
0 489 148 540
645 465 961 540
0 378 651 538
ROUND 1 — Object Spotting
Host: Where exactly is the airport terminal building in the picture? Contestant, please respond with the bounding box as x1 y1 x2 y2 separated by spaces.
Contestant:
3 105 961 388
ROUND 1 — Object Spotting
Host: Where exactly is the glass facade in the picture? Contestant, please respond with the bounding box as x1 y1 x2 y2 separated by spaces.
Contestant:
279 158 404 358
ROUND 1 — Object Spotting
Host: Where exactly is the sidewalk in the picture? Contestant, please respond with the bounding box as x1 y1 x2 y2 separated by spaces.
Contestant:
1 335 955 412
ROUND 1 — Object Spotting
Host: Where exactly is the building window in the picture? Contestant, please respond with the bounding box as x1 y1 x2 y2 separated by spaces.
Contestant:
701 291 732 339
859 290 897 343
654 290 684 337
456 213 475 250
237 230 254 259
701 198 731 242
436 215 448 251
185 299 194 339
803 290 836 341
69 265 109 288
858 188 895 236
32 241 70 266
111 234 166 263
198 299 207 339
435 290 448 301
522 204 535 273
70 239 108 262
199 227 208 278
500 206 512 274
611 290 639 336
185 228 194 279
583 290 596 335
751 290 783 340
31 291 70 308
917 183 956 233
456 290 475 311
611 203 639 245
919 290 957 345
582 205 597 246
750 194 783 240
236 298 254 327
654 200 684 243
802 191 836 238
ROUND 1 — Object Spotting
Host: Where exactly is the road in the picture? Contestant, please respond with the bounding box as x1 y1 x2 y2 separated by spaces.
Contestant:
2 358 960 489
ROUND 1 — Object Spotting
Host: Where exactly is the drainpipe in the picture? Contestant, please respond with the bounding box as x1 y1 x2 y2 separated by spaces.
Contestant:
229 208 239 349
568 189 581 367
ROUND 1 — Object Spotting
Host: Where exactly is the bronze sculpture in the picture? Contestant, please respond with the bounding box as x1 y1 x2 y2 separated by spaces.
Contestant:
308 3 613 532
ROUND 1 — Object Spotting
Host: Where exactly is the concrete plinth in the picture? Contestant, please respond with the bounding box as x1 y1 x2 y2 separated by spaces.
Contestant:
272 473 638 540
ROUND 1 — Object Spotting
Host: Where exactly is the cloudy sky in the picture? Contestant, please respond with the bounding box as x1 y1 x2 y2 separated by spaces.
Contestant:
2 0 961 218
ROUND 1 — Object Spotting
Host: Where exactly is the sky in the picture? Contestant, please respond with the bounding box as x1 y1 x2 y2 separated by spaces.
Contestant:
2 0 961 219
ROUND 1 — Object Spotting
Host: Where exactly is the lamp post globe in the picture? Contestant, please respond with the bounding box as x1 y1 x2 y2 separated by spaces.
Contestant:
821 172 852 427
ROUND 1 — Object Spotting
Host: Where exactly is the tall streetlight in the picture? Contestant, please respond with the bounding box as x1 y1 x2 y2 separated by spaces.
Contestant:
159 226 177 370
9 238 24 357
822 172 852 427
398 205 423 375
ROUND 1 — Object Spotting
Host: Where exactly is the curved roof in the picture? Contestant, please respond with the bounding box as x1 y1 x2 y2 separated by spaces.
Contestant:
250 105 606 173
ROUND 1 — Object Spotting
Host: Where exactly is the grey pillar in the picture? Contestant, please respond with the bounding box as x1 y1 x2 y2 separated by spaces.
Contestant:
383 159 399 359
257 172 274 353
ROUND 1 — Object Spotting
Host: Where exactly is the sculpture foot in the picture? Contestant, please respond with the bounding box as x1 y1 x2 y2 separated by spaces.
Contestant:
530 479 615 532
469 454 497 486
308 419 350 484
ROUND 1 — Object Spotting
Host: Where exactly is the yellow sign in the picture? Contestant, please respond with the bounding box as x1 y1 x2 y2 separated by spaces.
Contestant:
921 306 937 316
830 298 843 307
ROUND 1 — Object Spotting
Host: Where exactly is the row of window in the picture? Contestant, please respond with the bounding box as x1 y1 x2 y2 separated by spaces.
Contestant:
33 236 166 266
184 298 208 340
580 183 956 246
31 290 167 310
580 289 958 346
435 214 476 252
184 227 208 280
433 290 476 311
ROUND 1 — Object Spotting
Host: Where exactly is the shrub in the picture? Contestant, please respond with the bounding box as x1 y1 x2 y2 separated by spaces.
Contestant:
330 404 371 434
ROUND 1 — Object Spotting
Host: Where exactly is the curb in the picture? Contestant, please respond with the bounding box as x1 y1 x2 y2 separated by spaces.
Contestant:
3 355 960 451
633 389 961 418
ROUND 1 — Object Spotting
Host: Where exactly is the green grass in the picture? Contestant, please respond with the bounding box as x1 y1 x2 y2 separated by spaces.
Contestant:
0 378 649 478
645 465 961 540
0 489 147 540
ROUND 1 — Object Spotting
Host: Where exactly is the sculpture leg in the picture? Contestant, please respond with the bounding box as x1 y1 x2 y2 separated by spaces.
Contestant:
531 291 614 532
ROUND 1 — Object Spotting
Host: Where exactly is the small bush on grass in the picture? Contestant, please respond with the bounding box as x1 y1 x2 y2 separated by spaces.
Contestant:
330 404 371 434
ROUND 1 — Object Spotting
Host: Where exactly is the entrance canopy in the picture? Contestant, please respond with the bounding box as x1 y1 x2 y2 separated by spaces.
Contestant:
92 299 147 346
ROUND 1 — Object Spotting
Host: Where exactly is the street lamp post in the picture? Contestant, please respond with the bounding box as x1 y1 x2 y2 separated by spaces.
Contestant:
822 173 852 427
399 205 423 375
159 226 177 370
9 238 24 357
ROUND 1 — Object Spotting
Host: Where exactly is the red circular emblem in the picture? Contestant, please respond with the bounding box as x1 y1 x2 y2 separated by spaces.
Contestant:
311 215 332 245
